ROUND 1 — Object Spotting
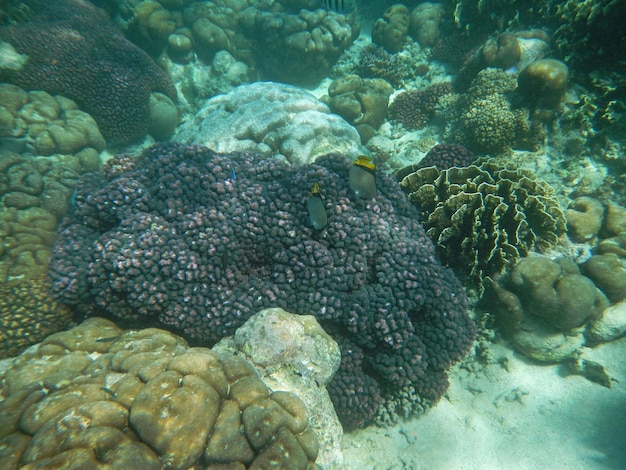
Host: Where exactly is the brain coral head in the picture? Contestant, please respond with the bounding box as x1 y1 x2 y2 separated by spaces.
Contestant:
49 142 475 428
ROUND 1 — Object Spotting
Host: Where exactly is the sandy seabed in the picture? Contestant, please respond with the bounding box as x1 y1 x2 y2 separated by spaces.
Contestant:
342 336 626 470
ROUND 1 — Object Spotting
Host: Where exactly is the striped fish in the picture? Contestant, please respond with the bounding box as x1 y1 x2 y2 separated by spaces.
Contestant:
319 0 357 14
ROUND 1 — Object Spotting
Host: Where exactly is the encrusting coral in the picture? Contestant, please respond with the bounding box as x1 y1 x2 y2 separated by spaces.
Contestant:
117 0 359 86
0 317 320 469
0 151 100 281
372 4 410 53
389 82 453 131
48 142 476 429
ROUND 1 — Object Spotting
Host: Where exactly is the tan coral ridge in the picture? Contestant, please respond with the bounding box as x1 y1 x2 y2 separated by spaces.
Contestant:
400 160 567 294
0 317 320 470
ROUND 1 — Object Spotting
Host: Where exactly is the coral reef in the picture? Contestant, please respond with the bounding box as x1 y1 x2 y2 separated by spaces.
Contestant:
517 58 569 111
323 75 394 143
489 195 626 360
372 4 410 53
0 84 105 155
389 81 453 130
0 0 177 143
396 143 475 178
581 254 626 304
166 50 254 112
565 196 605 243
441 0 622 84
488 256 610 362
357 44 409 88
481 32 522 69
175 82 362 165
0 276 72 358
115 0 358 86
0 317 320 469
0 152 100 281
243 5 360 85
437 67 540 154
400 161 567 293
48 142 475 429
409 1 445 47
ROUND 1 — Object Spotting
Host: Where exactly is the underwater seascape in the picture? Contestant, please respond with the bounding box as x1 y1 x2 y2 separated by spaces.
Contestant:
1 0 626 468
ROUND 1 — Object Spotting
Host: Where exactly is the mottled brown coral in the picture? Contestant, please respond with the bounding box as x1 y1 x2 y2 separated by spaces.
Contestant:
372 4 410 53
0 317 319 469
324 74 393 142
400 161 567 293
489 256 610 362
0 276 72 358
0 0 177 143
0 152 98 281
438 68 541 154
389 82 453 130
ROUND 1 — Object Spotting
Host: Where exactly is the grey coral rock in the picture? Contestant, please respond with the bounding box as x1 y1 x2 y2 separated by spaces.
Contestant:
174 82 362 165
215 307 344 470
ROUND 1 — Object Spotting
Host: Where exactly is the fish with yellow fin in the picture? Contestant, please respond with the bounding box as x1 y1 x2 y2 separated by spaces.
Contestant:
307 182 328 230
349 155 377 199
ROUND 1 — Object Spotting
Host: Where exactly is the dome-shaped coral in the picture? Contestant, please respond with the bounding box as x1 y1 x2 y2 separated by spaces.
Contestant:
0 317 320 468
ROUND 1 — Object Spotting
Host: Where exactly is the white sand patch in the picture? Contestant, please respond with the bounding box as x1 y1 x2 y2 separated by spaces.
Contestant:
342 337 626 469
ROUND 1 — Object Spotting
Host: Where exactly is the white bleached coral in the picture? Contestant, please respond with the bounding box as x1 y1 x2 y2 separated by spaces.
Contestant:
174 81 362 165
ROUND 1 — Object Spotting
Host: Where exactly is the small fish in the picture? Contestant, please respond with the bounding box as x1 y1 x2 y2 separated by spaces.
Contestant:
95 336 121 343
349 155 377 199
318 0 357 14
307 182 328 230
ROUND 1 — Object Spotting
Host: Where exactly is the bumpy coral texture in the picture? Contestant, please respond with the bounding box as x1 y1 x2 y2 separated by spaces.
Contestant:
0 276 72 358
438 67 540 154
48 143 475 429
357 44 407 88
389 82 453 130
0 317 319 469
175 82 362 166
418 143 475 169
0 0 176 143
396 143 476 181
400 161 567 293
0 152 100 281
0 84 105 155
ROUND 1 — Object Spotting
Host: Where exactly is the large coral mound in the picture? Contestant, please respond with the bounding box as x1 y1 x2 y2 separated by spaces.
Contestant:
49 143 475 429
0 317 319 469
0 0 176 143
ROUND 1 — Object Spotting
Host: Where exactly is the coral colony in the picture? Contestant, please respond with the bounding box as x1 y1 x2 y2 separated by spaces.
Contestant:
49 143 475 428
